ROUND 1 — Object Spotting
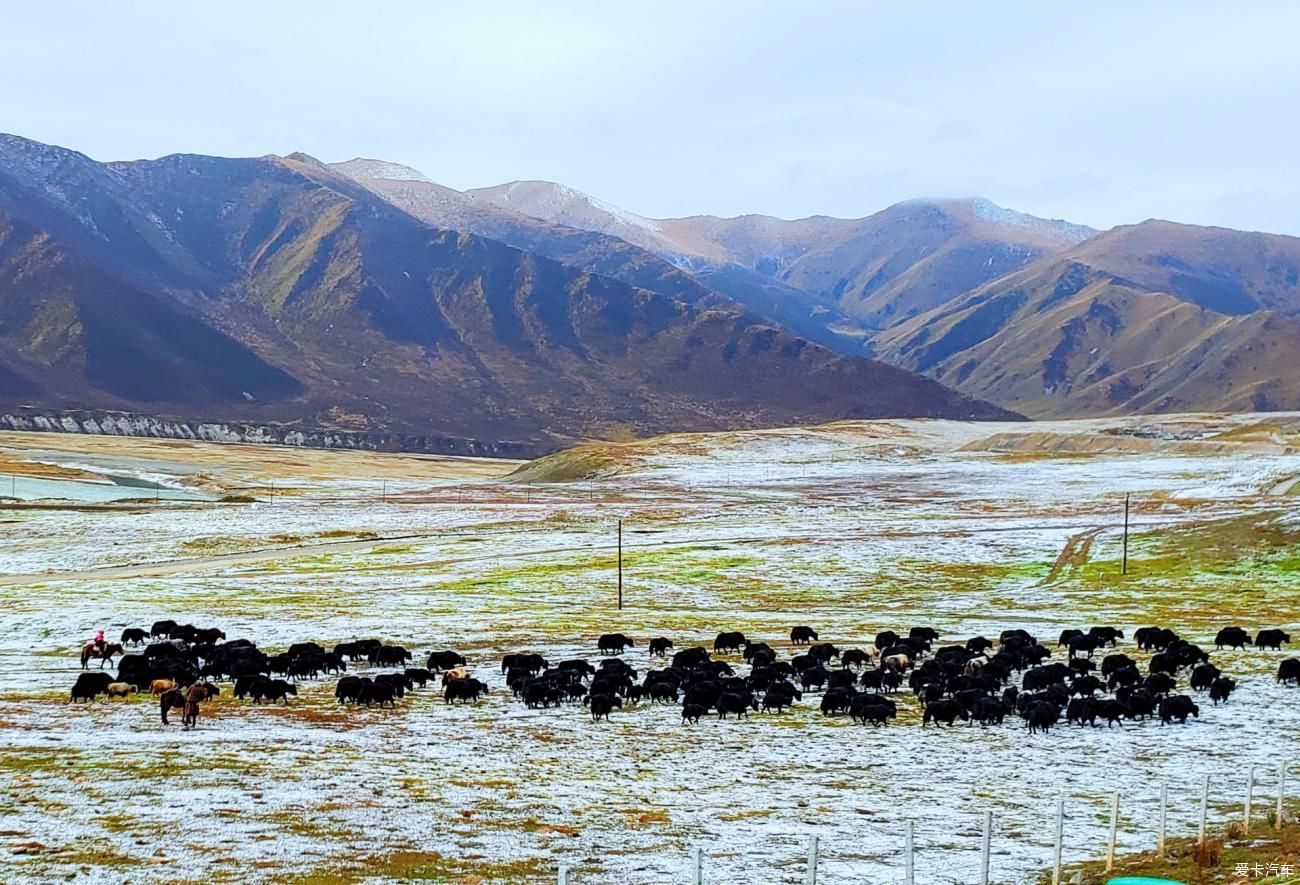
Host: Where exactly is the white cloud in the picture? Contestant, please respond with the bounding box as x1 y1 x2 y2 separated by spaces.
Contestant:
2 0 1297 234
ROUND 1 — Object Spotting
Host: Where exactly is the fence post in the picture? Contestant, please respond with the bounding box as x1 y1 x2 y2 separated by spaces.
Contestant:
1052 798 1064 885
980 810 992 885
904 819 914 885
1245 764 1256 836
558 865 570 885
1122 493 1130 575
691 847 703 885
805 835 819 885
1198 774 1210 845
1105 791 1119 872
1278 761 1288 829
1157 782 1167 857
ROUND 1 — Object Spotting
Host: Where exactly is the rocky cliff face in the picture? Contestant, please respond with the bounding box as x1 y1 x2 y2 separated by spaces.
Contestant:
0 410 540 457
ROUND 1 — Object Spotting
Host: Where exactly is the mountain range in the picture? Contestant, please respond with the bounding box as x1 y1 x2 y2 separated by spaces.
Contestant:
333 160 1300 420
0 134 1011 455
2 133 1297 454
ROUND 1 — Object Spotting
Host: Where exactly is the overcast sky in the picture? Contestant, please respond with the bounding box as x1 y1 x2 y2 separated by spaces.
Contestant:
4 2 1298 234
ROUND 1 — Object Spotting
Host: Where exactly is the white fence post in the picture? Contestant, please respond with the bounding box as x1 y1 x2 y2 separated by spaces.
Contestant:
558 865 570 885
904 819 915 885
980 810 992 885
691 847 703 885
1199 774 1210 845
1157 783 1167 858
1052 798 1064 885
1245 764 1256 836
1278 761 1288 830
805 835 819 885
1105 791 1119 872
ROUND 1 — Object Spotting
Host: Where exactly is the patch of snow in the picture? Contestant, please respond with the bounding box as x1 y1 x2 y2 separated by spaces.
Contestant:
967 197 1097 244
336 158 434 184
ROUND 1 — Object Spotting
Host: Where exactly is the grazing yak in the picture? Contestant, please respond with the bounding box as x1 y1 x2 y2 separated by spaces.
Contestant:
1189 663 1221 692
1209 677 1236 705
444 678 488 704
790 626 818 645
841 648 873 670
922 699 968 727
501 653 547 675
427 650 467 672
120 628 148 646
717 691 758 719
368 644 412 667
1024 701 1062 734
1277 659 1300 685
1088 626 1123 647
1214 627 1252 650
597 633 634 655
819 688 856 716
68 672 114 703
1134 626 1179 651
850 694 897 726
713 632 746 654
248 678 297 704
587 692 622 722
808 643 840 663
1256 629 1292 651
648 637 674 657
1159 695 1199 724
403 668 433 688
150 620 179 639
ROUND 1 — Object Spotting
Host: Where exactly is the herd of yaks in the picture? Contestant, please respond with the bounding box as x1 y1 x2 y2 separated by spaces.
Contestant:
66 620 1297 731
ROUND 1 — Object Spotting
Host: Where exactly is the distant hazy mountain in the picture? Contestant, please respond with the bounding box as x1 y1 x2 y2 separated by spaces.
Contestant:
334 161 872 352
466 180 1095 329
872 221 1300 416
0 134 1014 454
450 172 1300 418
343 165 1097 355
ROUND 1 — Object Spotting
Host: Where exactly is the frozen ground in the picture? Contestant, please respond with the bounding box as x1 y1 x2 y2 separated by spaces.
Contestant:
2 415 1300 883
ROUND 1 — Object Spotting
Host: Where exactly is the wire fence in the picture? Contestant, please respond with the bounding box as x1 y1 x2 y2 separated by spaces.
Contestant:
551 762 1295 884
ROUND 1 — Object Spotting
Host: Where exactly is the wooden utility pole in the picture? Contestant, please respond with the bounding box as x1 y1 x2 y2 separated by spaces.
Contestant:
1121 493 1130 575
617 519 623 610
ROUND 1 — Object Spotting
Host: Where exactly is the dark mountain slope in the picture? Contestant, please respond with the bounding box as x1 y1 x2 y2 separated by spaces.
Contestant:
0 135 1015 452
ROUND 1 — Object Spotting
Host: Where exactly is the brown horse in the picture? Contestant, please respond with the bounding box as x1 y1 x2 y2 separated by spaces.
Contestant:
80 642 123 669
160 682 218 728
159 688 185 725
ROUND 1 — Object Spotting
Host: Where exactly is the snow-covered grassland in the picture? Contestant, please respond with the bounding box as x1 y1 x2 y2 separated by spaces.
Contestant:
2 414 1300 884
